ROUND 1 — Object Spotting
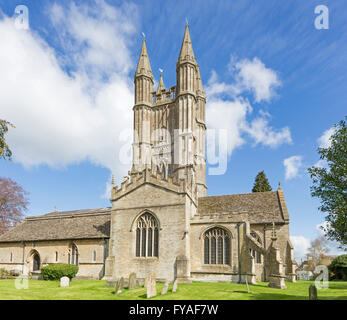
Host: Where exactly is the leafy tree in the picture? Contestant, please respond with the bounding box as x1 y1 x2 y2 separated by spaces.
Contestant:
252 171 272 192
308 118 347 250
0 119 15 161
0 177 29 234
328 254 347 280
306 235 330 261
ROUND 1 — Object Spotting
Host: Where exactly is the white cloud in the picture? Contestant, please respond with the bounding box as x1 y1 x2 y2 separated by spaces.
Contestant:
206 70 240 98
205 60 291 156
283 155 303 180
0 2 136 181
290 235 311 262
318 127 336 148
234 57 281 103
244 117 292 148
206 96 251 156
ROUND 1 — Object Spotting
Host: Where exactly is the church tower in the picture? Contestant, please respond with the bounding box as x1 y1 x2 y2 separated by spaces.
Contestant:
132 39 154 172
131 25 206 197
175 24 207 197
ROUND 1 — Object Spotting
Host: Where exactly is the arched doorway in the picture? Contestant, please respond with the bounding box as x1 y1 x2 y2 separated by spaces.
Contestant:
27 250 41 273
33 253 40 271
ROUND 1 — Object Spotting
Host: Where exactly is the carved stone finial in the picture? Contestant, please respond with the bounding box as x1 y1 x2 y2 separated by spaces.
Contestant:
111 174 115 186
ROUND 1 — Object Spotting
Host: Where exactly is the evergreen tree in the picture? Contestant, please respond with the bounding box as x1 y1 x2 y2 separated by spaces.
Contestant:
252 171 272 192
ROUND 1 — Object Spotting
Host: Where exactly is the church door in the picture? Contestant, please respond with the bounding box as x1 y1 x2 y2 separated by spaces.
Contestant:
33 253 40 271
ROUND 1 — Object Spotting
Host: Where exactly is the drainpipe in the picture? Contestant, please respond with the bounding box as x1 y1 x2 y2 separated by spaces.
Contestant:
263 225 267 281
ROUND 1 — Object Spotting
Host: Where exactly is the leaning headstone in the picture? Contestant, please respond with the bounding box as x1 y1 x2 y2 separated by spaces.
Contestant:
161 279 169 295
172 279 178 293
114 279 120 294
60 276 70 287
146 274 157 298
309 284 318 300
115 277 124 294
128 272 137 290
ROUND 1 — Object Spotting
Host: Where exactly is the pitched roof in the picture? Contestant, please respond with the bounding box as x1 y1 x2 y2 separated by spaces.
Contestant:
0 191 289 243
0 208 111 243
197 191 288 224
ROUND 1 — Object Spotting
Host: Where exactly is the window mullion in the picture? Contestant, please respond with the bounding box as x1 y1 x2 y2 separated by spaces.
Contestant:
139 227 143 257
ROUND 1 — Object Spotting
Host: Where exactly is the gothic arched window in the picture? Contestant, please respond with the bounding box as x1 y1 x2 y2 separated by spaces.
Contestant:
135 213 159 258
204 228 231 265
69 244 79 266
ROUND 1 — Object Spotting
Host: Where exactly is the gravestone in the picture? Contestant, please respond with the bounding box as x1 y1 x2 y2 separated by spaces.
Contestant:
115 277 124 294
60 276 70 287
172 279 178 293
128 272 137 290
114 279 120 294
161 279 169 295
146 274 157 298
309 284 318 300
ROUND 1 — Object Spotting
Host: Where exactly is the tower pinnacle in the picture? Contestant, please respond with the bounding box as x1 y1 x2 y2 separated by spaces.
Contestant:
178 24 196 64
135 39 153 78
156 73 165 94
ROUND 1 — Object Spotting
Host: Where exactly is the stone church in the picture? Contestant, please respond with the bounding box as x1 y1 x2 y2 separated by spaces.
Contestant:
0 25 296 288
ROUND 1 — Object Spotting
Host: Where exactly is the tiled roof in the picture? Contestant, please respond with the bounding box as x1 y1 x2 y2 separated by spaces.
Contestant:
0 190 290 243
0 208 111 242
198 191 287 223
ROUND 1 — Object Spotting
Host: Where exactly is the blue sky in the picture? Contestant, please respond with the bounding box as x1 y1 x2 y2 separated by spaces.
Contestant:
0 0 346 261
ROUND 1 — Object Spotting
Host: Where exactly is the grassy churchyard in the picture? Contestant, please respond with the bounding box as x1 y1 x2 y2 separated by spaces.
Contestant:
0 279 346 300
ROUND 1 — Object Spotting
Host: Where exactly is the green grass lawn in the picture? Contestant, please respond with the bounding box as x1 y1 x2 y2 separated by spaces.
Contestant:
0 279 346 300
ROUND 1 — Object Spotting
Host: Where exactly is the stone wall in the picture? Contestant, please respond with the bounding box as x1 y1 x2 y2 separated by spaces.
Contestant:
0 239 107 279
107 182 194 282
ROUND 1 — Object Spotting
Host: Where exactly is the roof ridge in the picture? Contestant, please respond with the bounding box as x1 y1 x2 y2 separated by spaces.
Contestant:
198 191 277 199
26 207 111 220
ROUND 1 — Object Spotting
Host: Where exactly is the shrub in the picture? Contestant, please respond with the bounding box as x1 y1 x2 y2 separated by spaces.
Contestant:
41 264 78 281
328 255 347 280
0 268 10 279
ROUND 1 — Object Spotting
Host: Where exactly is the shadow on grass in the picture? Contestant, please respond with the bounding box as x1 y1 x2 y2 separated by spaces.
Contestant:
327 284 347 290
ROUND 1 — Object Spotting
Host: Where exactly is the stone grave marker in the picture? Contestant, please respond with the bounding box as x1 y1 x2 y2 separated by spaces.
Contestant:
146 274 157 298
172 279 178 293
309 284 318 300
128 272 137 290
115 277 124 294
161 279 169 295
60 276 70 287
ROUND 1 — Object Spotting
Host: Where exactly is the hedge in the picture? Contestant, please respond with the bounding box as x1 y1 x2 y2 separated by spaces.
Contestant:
40 264 78 280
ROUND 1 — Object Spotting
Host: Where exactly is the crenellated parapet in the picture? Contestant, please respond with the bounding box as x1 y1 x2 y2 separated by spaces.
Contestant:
111 167 197 205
